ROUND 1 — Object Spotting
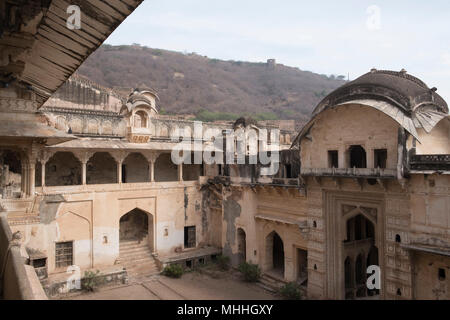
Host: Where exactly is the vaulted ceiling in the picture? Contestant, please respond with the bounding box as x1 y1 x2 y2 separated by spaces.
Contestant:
0 0 143 107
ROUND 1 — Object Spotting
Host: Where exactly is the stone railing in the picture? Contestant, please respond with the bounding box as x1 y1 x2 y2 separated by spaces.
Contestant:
0 215 47 300
36 180 199 195
300 167 397 178
409 154 450 171
0 199 34 213
204 176 301 187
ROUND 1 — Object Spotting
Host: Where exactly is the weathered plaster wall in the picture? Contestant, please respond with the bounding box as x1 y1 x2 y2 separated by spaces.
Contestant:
414 118 450 155
409 174 450 246
301 105 399 169
413 252 450 300
12 182 207 275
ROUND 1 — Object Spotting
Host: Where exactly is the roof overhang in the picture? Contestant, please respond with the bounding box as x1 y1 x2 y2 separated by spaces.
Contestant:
47 138 224 152
401 243 450 257
292 98 449 147
0 0 144 108
0 120 75 145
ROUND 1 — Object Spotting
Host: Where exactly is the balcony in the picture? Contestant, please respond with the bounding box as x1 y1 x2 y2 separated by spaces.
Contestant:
300 167 397 179
200 176 303 192
127 127 152 143
409 154 450 171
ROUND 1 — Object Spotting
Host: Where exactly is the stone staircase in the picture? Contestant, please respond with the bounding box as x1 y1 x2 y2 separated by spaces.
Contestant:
119 238 160 279
257 271 288 294
1 196 41 225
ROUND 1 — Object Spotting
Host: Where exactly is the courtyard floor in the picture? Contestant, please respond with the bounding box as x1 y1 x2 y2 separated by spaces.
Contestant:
59 268 279 300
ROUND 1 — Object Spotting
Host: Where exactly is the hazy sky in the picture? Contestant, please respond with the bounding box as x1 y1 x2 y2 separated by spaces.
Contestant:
105 0 450 103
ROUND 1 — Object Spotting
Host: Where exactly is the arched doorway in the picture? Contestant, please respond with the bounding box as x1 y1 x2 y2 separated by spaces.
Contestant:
87 152 116 184
266 231 285 278
237 228 246 265
343 213 378 299
344 257 353 299
355 254 366 297
119 209 155 271
122 153 149 183
367 246 380 296
349 145 367 168
154 153 178 182
45 152 81 186
0 149 23 198
119 209 149 242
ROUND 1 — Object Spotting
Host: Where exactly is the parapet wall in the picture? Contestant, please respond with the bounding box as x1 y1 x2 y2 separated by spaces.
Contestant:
0 215 47 300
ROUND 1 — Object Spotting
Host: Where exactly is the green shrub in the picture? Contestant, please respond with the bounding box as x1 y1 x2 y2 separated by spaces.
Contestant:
215 255 230 271
163 264 184 278
280 282 302 300
238 262 261 282
81 270 102 292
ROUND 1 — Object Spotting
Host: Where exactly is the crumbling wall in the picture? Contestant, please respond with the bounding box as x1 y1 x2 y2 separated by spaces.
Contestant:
183 164 202 181
413 118 450 155
413 252 450 299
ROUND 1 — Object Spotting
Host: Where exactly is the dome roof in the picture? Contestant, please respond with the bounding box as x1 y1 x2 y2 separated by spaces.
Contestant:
293 69 449 145
313 69 448 117
120 87 159 115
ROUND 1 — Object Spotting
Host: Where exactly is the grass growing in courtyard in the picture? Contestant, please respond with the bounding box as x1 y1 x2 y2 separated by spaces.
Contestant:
215 255 231 271
81 270 103 292
238 262 261 282
280 282 302 300
162 264 184 278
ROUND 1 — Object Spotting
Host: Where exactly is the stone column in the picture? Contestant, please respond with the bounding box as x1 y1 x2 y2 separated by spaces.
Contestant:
178 164 183 182
111 151 128 184
142 152 159 183
117 160 123 184
23 142 41 197
40 161 46 187
149 161 155 182
28 161 36 196
39 150 53 188
73 150 95 185
73 151 93 186
81 161 87 185
21 162 27 196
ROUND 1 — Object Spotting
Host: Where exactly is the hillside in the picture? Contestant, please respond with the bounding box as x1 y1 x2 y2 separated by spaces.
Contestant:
77 44 346 123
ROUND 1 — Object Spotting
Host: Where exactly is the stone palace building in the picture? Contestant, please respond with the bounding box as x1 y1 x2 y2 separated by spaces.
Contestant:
0 0 449 301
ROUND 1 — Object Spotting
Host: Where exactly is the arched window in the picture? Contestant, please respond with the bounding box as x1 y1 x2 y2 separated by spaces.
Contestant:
134 110 148 128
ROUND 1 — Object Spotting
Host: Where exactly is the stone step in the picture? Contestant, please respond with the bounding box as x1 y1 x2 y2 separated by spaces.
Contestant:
121 251 154 261
119 241 150 250
258 273 287 293
122 256 155 265
255 281 278 294
119 245 153 254
125 261 160 277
